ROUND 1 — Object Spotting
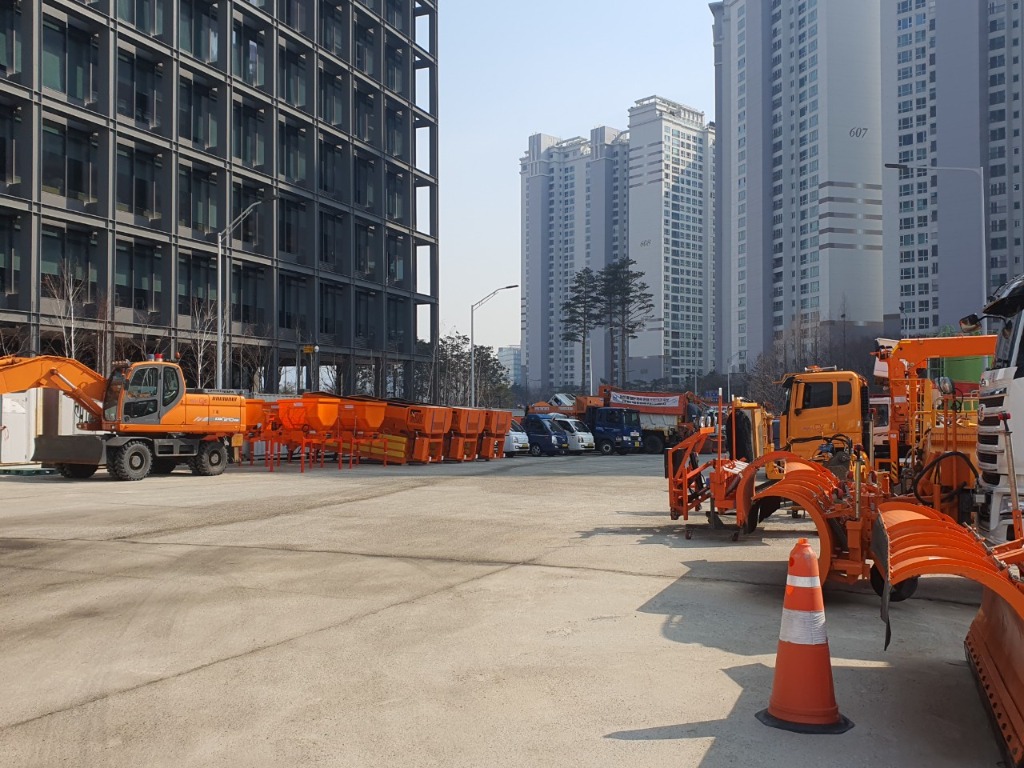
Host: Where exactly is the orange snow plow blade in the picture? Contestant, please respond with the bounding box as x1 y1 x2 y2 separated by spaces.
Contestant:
874 502 1024 766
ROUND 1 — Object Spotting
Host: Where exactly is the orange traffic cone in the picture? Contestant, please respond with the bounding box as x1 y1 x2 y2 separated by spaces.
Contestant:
756 538 854 734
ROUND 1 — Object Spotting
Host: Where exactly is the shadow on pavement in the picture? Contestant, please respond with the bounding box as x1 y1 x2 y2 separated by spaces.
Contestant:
605 661 994 768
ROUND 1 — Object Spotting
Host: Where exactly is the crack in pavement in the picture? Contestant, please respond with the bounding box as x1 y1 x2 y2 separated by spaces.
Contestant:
0 559 519 734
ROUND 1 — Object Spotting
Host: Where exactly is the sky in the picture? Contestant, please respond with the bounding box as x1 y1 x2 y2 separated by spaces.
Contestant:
435 0 719 352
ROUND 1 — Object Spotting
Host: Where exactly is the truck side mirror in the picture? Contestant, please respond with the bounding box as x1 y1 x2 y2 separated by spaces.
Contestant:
959 313 981 333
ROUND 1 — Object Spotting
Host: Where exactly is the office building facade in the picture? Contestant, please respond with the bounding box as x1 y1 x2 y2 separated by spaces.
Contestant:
711 0 884 373
881 0 1022 334
0 0 438 395
520 97 715 393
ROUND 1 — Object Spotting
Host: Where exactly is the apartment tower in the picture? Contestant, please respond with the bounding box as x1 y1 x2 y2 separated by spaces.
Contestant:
711 0 883 373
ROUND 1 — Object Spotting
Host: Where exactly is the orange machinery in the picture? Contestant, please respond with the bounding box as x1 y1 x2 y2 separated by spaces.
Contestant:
360 399 453 464
0 355 244 481
445 407 486 462
478 409 512 460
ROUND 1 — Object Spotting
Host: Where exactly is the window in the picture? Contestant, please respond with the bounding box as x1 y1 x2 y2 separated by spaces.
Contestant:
180 0 218 63
278 197 305 254
279 48 307 109
117 0 165 35
837 381 853 406
0 215 16 295
320 2 345 56
232 185 265 250
385 44 405 93
179 78 218 150
41 122 98 201
385 107 405 158
115 240 163 311
354 155 376 208
0 109 13 183
162 367 181 407
319 141 346 199
354 21 375 76
354 89 376 143
0 4 22 76
278 274 307 330
385 171 405 221
320 74 345 127
354 221 378 279
280 0 309 33
232 102 267 168
320 211 344 268
176 252 215 315
178 165 219 232
231 263 266 324
278 123 307 183
319 282 344 335
42 18 98 103
117 51 160 126
386 233 406 287
232 23 266 87
40 226 98 301
116 145 161 218
801 382 833 409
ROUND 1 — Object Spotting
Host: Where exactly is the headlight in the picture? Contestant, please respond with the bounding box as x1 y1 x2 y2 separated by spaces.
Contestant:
551 435 558 444
614 436 622 442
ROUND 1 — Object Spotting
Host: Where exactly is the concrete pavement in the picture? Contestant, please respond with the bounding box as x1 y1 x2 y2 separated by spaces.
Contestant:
0 454 1001 766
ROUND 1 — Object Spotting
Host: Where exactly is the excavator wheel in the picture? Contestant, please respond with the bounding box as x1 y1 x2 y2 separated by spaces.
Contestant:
110 441 153 482
190 441 228 477
869 564 920 602
151 458 178 475
56 463 98 480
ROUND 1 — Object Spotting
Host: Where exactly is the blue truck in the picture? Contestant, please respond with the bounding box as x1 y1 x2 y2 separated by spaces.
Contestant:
527 394 642 455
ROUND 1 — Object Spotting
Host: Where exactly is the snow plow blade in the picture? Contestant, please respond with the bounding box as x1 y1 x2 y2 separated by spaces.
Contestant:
873 502 1024 767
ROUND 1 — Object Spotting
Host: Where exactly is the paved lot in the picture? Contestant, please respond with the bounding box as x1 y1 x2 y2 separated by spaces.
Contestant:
0 453 1002 767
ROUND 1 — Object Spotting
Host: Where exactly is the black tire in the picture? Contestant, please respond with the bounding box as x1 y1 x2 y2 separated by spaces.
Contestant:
597 440 614 456
616 448 630 456
529 444 542 457
191 441 228 476
110 441 153 482
56 463 98 480
869 564 919 602
644 434 665 454
151 458 178 475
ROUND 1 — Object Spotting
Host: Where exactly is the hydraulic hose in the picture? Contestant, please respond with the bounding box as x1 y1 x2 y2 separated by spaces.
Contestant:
912 450 981 507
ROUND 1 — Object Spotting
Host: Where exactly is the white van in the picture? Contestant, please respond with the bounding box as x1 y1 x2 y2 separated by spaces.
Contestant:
553 417 596 455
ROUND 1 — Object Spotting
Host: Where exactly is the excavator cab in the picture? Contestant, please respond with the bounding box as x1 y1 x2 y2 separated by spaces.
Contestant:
102 362 185 428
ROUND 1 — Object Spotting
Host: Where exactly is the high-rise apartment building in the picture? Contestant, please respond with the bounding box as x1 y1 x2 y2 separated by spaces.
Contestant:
881 0 1021 334
0 0 438 395
520 97 715 393
711 0 884 373
496 344 522 387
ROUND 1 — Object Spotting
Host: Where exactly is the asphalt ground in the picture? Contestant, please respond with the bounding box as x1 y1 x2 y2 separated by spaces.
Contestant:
0 452 1002 767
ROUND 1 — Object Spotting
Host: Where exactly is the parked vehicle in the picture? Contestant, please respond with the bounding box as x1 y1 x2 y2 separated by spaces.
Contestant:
504 419 530 457
527 396 641 455
520 414 570 456
552 417 595 455
596 385 701 453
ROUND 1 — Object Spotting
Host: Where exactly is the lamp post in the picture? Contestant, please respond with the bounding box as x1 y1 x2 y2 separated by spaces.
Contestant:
216 196 272 390
884 162 987 311
470 284 517 407
726 352 741 404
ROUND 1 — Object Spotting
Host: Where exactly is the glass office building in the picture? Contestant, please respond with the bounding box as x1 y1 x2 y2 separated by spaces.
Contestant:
0 0 438 395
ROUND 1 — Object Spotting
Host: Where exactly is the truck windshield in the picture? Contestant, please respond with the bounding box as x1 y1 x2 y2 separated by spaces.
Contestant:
994 314 1021 369
624 411 641 428
554 420 575 434
567 419 588 433
103 370 126 421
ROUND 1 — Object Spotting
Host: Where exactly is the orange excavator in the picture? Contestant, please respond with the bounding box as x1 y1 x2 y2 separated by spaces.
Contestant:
0 355 246 480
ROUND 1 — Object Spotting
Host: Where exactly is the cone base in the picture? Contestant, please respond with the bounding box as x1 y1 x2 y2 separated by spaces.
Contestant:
755 708 854 735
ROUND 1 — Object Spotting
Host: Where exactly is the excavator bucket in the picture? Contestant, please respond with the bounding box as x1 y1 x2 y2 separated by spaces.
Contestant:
872 501 1024 766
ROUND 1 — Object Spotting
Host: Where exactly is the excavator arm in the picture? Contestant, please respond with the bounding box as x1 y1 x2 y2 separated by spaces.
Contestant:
0 356 108 421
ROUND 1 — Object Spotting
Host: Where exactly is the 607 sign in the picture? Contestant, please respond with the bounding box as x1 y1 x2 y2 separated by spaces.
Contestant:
849 127 870 138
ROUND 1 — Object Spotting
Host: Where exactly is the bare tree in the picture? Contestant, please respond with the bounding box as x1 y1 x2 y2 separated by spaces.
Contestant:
185 298 218 389
42 264 89 361
0 324 27 358
233 324 274 394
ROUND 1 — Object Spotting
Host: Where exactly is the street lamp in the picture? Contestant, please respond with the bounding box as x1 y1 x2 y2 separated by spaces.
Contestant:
726 352 741 404
470 284 518 407
216 195 273 390
884 162 987 310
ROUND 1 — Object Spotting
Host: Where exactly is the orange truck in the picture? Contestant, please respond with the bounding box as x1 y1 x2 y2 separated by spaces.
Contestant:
0 355 246 480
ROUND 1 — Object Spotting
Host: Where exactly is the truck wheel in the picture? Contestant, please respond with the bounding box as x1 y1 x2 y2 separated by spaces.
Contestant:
528 444 542 457
56 463 98 480
644 434 665 454
151 458 178 475
869 564 919 602
597 440 614 456
111 441 153 481
616 448 630 456
191 441 228 476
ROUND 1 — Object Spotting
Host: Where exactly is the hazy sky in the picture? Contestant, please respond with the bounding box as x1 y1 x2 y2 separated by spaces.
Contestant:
436 0 718 352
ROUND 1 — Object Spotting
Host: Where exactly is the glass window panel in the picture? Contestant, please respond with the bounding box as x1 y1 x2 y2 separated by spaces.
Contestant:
42 21 65 92
42 124 65 194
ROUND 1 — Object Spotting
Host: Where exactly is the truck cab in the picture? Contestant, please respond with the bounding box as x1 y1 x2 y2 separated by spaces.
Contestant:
779 368 869 461
553 416 595 455
585 406 642 455
520 414 570 456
